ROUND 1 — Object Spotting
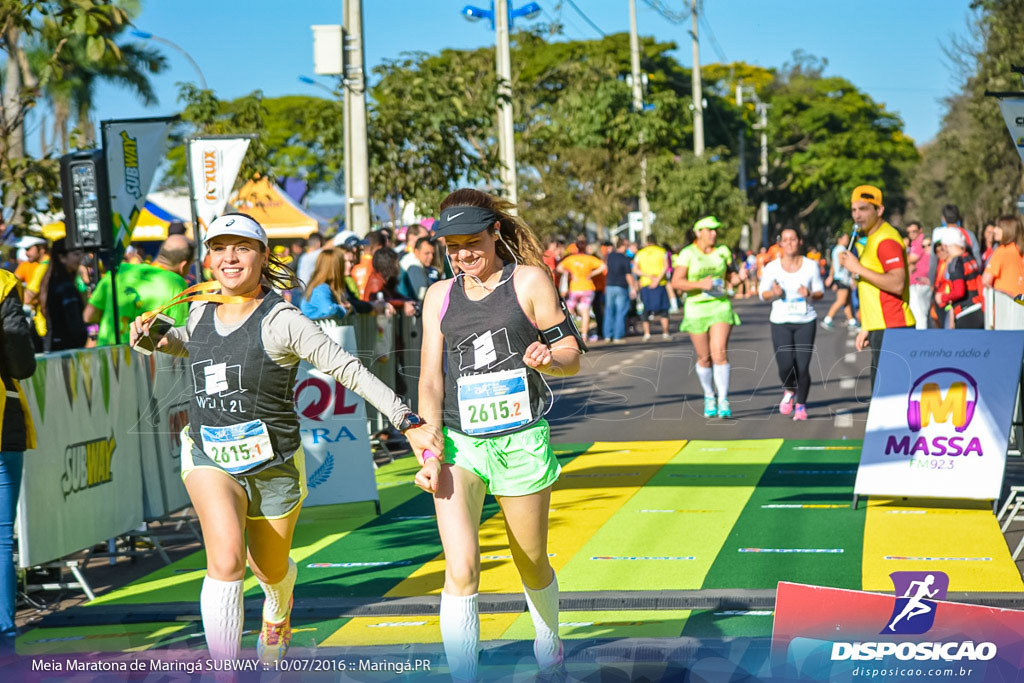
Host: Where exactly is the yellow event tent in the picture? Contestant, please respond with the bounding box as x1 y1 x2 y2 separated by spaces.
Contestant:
227 177 319 241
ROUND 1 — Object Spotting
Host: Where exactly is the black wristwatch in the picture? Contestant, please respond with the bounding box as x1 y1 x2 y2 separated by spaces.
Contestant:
399 412 424 432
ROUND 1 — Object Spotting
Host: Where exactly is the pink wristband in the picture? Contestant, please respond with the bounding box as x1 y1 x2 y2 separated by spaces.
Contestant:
422 450 439 462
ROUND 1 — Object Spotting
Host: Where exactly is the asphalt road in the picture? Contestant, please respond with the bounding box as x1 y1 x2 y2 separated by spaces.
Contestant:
547 291 873 444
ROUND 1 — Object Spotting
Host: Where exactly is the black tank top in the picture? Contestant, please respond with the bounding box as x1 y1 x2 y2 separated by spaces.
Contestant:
187 290 300 473
441 263 549 437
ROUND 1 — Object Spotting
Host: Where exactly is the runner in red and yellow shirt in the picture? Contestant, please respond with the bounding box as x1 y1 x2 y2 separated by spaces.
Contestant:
837 185 914 388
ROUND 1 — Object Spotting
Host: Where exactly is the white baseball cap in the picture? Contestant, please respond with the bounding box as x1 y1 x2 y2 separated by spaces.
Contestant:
935 227 965 248
15 235 46 249
204 213 268 246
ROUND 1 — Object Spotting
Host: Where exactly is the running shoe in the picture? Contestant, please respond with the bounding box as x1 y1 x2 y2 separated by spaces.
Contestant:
847 319 860 329
703 395 718 417
819 318 834 330
535 641 566 682
779 390 795 415
642 333 652 341
793 404 808 421
257 596 293 664
661 333 672 340
717 397 732 418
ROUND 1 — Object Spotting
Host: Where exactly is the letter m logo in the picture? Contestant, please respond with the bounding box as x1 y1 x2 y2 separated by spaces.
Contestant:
920 382 967 429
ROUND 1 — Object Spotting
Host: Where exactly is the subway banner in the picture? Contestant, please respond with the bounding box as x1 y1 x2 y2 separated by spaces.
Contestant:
772 580 1024 682
101 116 176 250
855 330 1024 501
18 347 146 568
295 323 379 508
186 135 252 235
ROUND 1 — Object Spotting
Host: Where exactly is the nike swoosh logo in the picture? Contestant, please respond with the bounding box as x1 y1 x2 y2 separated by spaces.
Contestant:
448 212 465 221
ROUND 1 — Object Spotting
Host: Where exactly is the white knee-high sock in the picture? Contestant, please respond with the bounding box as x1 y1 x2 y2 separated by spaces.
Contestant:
440 592 479 682
257 558 297 622
696 364 715 397
713 363 731 401
524 575 562 669
200 576 243 660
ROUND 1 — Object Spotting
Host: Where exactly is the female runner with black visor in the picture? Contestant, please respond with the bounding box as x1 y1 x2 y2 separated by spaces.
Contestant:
415 189 582 681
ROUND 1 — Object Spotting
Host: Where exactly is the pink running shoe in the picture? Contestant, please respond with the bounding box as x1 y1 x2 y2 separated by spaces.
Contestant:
779 391 795 415
793 404 808 421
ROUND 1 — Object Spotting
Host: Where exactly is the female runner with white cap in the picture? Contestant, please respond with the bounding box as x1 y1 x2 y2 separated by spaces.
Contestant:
130 213 442 664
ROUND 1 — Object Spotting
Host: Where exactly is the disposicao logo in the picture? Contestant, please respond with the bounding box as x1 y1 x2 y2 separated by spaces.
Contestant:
882 571 948 635
831 571 997 662
885 367 983 457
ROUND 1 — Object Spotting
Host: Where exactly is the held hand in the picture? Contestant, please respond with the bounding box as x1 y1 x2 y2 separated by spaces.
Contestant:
129 314 170 352
855 328 870 352
414 457 442 493
838 250 857 274
402 301 418 317
771 281 784 298
825 276 833 288
699 276 714 291
797 285 809 298
406 425 444 464
934 292 944 306
523 341 553 369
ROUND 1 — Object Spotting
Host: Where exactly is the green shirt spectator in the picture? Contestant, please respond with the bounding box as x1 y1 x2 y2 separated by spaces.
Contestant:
84 235 194 346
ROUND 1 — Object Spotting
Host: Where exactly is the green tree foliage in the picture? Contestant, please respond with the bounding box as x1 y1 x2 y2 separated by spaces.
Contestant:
908 0 1024 229
648 150 749 247
763 53 918 246
1 0 130 227
368 47 499 220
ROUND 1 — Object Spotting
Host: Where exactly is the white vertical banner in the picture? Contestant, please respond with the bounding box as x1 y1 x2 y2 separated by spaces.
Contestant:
997 98 1024 164
186 135 252 238
293 323 379 508
102 117 176 249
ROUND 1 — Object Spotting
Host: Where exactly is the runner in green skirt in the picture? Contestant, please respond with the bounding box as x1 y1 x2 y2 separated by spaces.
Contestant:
671 216 745 418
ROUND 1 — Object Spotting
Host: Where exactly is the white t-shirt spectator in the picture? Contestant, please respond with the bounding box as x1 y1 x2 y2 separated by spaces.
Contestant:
759 257 825 324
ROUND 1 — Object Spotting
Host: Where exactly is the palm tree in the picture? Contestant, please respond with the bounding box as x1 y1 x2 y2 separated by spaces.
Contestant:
30 18 166 151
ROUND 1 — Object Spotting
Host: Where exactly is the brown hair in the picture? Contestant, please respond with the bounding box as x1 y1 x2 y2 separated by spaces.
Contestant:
304 248 347 303
997 214 1024 256
439 188 546 268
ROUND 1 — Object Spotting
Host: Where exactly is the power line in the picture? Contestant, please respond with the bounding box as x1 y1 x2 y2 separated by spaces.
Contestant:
699 11 726 63
563 0 606 36
640 0 690 24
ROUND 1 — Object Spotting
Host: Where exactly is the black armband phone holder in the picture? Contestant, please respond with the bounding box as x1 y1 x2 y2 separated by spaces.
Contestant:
539 298 588 353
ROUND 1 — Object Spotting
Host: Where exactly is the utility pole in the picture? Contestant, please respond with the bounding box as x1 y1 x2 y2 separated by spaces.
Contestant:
343 0 371 235
494 0 518 206
756 101 769 246
629 0 650 242
690 0 704 157
736 82 746 194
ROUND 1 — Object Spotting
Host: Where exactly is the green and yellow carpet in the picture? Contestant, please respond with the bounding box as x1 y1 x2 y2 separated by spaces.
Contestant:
17 439 1022 655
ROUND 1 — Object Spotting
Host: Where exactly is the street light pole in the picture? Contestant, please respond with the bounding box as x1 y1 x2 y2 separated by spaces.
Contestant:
344 0 371 236
689 0 704 157
628 0 650 243
494 0 517 206
130 30 207 90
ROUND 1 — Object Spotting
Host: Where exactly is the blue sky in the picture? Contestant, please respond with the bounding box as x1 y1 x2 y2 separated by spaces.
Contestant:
78 0 974 147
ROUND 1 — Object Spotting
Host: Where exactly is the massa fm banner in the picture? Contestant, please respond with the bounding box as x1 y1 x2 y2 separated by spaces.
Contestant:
855 330 1024 501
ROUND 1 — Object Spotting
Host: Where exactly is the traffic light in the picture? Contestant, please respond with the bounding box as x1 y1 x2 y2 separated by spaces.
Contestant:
59 149 113 251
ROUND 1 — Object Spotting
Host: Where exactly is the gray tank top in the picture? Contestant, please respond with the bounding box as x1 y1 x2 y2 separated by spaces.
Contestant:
187 290 300 473
441 263 548 437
